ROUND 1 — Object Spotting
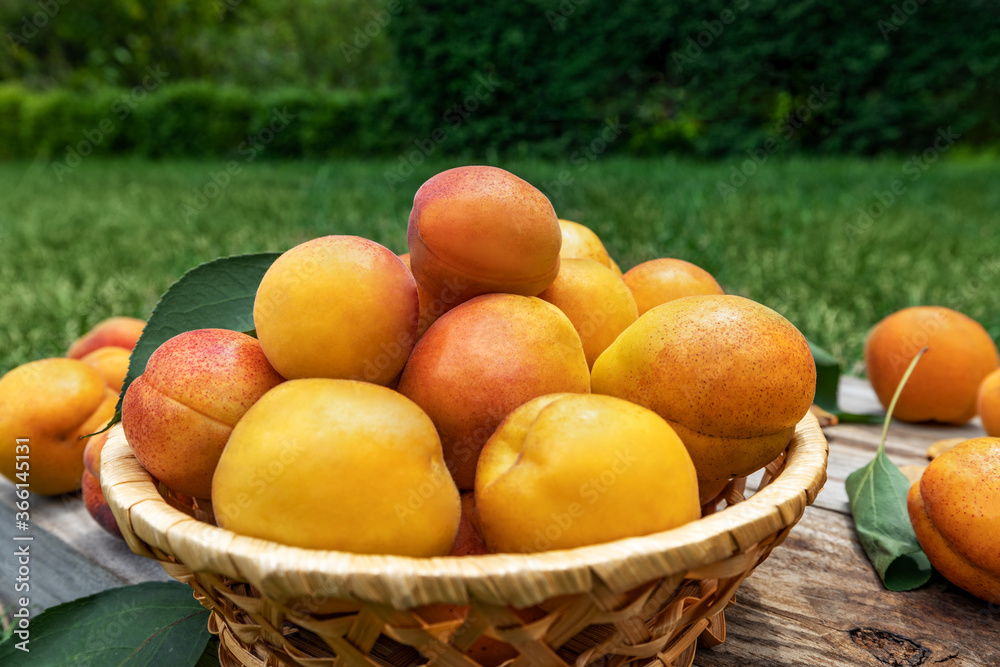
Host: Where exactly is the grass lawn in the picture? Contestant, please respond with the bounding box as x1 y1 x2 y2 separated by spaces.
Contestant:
1 155 998 377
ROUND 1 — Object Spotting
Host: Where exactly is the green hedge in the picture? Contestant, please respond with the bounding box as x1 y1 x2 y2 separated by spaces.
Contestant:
390 0 1000 157
0 82 412 162
4 0 1000 163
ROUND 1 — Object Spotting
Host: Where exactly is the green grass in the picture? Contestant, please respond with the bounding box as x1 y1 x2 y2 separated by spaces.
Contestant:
2 155 998 377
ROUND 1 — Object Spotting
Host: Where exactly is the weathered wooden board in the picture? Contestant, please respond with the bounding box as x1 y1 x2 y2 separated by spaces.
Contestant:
0 375 996 667
0 479 171 613
694 507 1000 666
694 375 1000 666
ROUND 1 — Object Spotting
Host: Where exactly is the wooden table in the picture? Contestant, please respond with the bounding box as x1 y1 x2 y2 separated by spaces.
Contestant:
695 377 1000 667
2 376 997 665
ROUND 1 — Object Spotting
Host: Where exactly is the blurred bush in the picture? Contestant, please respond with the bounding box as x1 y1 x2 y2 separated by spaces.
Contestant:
1 0 999 158
0 0 398 90
0 82 409 161
390 0 1000 156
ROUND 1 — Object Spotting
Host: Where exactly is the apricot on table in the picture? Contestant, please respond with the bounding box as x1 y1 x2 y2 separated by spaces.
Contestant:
977 368 1000 437
0 358 117 495
82 469 124 539
67 316 145 359
908 438 1000 603
864 306 999 424
407 166 562 311
84 430 109 480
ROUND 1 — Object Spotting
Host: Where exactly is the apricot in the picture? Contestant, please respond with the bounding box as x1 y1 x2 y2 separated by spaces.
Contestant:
255 236 418 384
977 368 1000 437
407 166 561 311
82 469 124 539
591 295 816 483
67 316 145 359
122 328 284 498
397 294 590 489
537 258 638 368
83 429 109 480
558 219 621 275
476 393 699 553
399 252 442 339
449 491 489 556
212 379 460 556
865 306 999 424
908 438 1000 603
81 346 131 394
0 359 117 495
623 258 724 316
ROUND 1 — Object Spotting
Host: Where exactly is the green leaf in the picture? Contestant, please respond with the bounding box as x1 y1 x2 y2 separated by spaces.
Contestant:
110 252 280 425
0 582 212 666
845 348 932 591
810 341 841 412
809 341 883 424
846 450 932 590
194 637 221 666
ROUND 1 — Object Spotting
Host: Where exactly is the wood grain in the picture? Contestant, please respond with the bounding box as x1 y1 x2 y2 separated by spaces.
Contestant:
0 480 171 613
1 375 996 666
695 376 1000 666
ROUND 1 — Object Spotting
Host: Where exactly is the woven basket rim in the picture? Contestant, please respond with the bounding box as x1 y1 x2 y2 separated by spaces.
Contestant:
101 412 827 609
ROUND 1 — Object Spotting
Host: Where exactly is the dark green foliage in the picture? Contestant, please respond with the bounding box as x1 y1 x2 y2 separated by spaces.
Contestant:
391 1 672 155
131 82 248 158
0 82 409 160
0 85 26 159
0 0 398 91
113 253 281 422
390 0 1000 156
0 582 211 666
2 1 999 157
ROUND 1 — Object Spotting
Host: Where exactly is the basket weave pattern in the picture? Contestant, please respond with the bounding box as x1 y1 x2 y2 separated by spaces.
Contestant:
102 413 828 667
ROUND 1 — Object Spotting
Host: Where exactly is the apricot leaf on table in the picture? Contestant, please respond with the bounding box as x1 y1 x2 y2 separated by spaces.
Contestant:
0 582 211 666
845 348 932 591
104 253 280 429
809 342 882 423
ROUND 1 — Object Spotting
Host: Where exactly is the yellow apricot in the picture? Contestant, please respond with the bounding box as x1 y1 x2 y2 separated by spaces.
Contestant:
865 306 999 424
0 359 116 495
81 346 131 394
537 258 638 368
254 235 419 384
212 379 460 556
558 219 621 275
977 368 1000 436
476 393 699 553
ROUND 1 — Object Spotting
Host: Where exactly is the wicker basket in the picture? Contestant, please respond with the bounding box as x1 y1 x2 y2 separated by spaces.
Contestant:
101 412 828 667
